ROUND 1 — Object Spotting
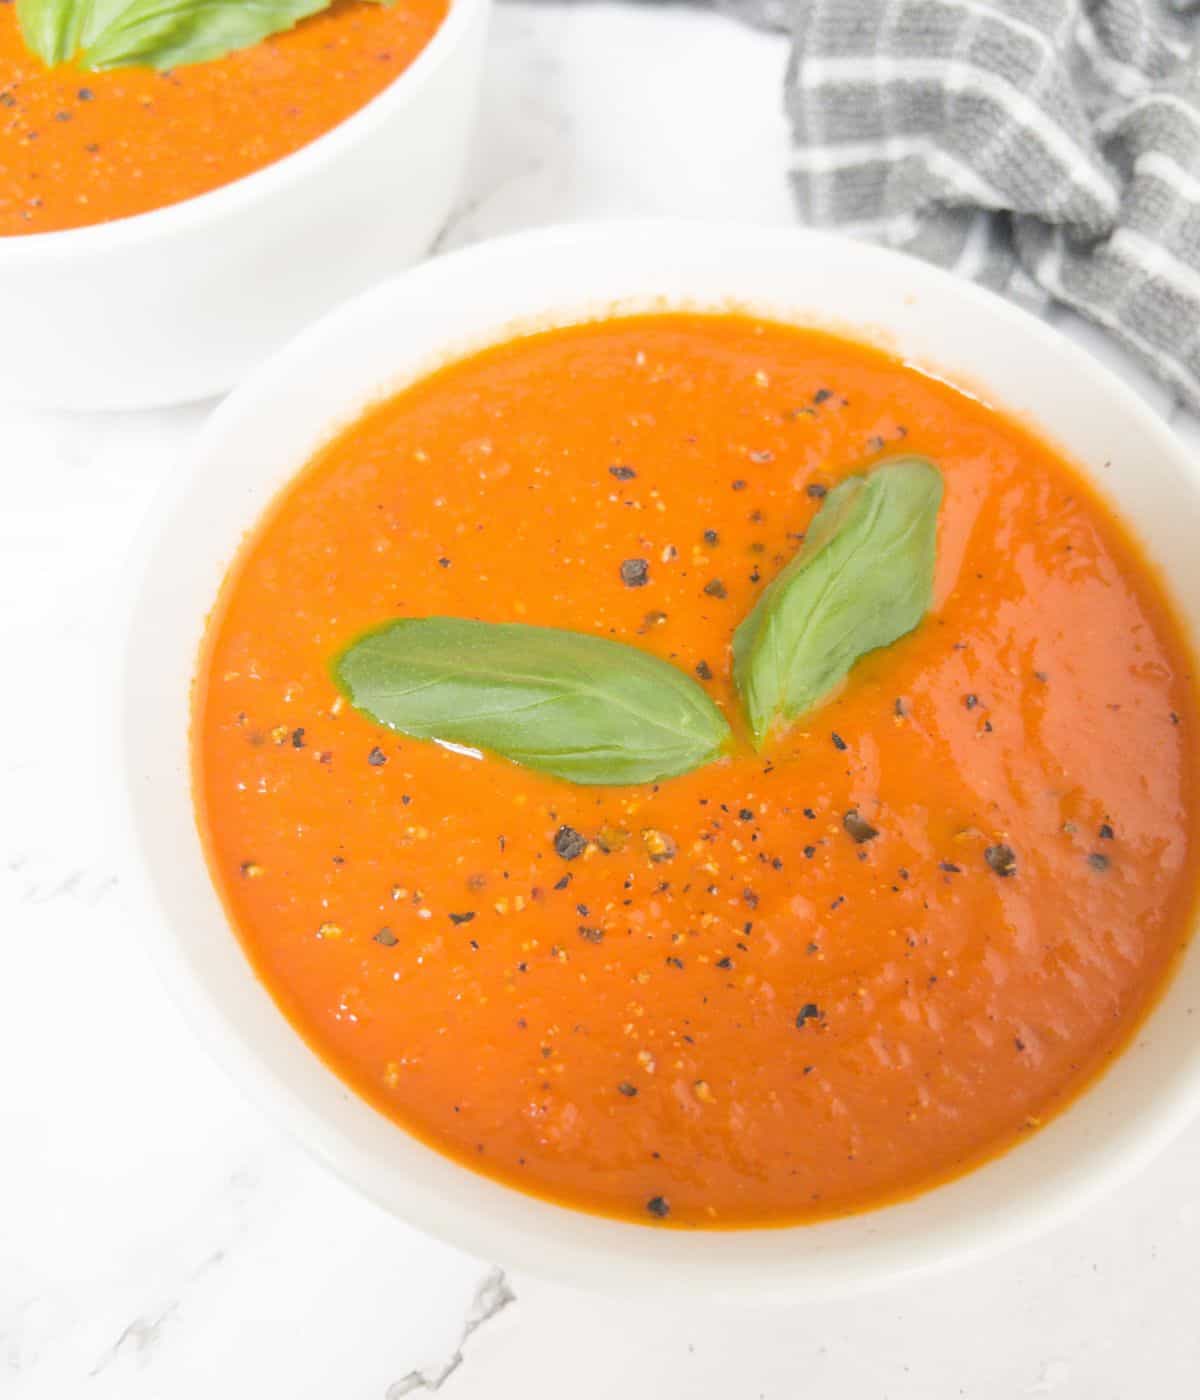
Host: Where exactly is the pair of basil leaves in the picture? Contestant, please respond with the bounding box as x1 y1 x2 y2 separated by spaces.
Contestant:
334 457 943 786
17 0 390 72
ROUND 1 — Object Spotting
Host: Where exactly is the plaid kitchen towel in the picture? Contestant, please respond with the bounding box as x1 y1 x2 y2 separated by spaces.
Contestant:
777 0 1200 411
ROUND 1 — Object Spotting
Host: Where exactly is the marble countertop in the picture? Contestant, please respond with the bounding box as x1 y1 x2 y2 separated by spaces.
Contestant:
2 4 1198 1396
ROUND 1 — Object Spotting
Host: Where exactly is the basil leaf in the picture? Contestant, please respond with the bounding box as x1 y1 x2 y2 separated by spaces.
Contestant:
733 456 943 745
15 0 86 65
84 0 333 70
333 618 732 786
16 0 389 72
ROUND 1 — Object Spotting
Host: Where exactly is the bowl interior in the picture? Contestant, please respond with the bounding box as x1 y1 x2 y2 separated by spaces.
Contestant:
119 223 1200 1299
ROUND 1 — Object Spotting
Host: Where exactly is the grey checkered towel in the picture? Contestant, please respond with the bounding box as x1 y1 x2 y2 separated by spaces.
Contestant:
768 0 1200 411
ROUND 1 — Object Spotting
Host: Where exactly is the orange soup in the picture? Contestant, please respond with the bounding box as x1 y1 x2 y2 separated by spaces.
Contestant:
194 314 1200 1227
0 0 447 235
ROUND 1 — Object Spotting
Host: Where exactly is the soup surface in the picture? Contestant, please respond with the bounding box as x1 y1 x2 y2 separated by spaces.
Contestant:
195 313 1199 1227
0 0 447 235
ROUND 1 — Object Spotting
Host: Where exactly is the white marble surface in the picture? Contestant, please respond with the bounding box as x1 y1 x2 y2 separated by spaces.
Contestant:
2 4 1199 1396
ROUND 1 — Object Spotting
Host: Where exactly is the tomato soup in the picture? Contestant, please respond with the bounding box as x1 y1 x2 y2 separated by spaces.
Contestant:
194 314 1200 1228
0 0 447 235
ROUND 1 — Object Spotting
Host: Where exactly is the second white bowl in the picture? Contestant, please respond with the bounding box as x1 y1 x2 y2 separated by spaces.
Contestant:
0 0 489 412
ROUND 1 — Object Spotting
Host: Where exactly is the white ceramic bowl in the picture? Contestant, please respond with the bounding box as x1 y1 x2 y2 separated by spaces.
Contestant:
0 0 489 412
118 222 1200 1299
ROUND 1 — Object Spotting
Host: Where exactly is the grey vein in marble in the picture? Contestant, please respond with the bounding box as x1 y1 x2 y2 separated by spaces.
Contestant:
89 1302 182 1377
385 1269 516 1396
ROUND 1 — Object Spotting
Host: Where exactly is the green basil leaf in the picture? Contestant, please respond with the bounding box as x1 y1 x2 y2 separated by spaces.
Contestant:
83 0 334 71
333 618 732 787
733 456 943 745
15 0 86 65
16 0 389 72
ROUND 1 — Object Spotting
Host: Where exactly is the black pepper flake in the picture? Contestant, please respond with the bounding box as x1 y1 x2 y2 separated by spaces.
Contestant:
291 728 305 748
738 808 754 822
743 888 759 907
1170 711 1180 725
795 1003 822 1028
1099 823 1114 840
373 927 398 946
1015 1037 1027 1052
553 873 571 890
964 694 979 710
617 1081 638 1097
939 861 962 874
803 808 816 820
843 810 878 843
578 925 604 943
703 529 719 545
703 578 727 599
554 826 587 860
78 87 95 100
646 1196 670 1219
985 844 1017 877
804 845 816 859
437 556 451 568
806 482 828 499
449 911 476 925
695 659 713 681
813 388 832 404
831 732 847 751
367 746 388 766
716 956 734 969
1087 852 1111 872
620 558 650 588
1034 670 1049 684
609 464 637 480
731 479 748 491
666 956 684 969
894 698 906 717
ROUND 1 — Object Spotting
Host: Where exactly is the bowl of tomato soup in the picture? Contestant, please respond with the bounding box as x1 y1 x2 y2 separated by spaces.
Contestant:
0 0 487 410
119 223 1200 1297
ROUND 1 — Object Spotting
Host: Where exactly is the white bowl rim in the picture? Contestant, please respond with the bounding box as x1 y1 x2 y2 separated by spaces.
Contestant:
115 219 1200 1300
0 0 484 261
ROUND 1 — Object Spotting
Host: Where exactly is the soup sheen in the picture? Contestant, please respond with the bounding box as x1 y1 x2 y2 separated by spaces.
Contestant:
0 0 447 235
195 314 1199 1228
